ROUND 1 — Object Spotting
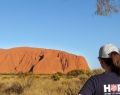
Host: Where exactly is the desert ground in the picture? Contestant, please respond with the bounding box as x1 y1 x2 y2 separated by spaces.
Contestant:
0 69 103 95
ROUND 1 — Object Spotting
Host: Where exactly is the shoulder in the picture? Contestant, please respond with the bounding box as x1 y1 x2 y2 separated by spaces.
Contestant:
92 72 119 79
91 72 106 79
80 72 107 89
79 73 105 94
87 72 106 82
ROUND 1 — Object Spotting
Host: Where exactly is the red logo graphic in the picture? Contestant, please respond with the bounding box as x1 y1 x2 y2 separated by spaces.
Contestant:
111 84 118 92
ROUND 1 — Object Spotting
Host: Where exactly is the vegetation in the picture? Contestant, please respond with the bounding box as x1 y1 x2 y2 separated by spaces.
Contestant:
67 70 85 77
0 69 104 95
51 73 60 81
96 0 119 16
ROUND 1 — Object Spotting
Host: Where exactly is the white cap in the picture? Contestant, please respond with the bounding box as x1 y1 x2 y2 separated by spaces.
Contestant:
99 44 120 58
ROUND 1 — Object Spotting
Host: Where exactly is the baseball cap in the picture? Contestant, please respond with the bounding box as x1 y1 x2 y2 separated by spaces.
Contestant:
99 44 120 58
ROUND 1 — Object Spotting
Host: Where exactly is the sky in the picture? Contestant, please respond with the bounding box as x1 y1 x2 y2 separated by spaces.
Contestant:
0 0 120 69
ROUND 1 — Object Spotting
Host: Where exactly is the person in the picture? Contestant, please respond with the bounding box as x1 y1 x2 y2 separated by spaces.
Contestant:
78 43 120 95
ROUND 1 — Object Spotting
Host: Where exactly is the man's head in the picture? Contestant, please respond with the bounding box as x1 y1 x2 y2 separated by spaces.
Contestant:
98 44 120 71
99 43 119 59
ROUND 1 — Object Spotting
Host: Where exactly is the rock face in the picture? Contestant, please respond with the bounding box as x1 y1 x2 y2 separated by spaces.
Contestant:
0 47 89 74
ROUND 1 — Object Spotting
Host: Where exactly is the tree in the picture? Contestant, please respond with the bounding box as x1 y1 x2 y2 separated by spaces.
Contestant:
96 0 119 16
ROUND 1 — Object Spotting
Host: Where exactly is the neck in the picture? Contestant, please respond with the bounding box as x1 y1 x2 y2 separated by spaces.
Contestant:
104 66 111 72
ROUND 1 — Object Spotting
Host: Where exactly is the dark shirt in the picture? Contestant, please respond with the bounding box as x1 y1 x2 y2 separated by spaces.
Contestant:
79 72 120 95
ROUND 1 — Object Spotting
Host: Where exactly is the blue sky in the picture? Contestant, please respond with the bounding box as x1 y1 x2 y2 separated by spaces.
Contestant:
0 0 120 69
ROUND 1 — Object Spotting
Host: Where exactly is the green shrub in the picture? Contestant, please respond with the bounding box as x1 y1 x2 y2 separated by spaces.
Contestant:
55 72 64 76
67 70 85 77
51 74 60 81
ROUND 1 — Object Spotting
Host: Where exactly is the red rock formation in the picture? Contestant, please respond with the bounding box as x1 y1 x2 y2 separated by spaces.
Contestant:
0 47 89 74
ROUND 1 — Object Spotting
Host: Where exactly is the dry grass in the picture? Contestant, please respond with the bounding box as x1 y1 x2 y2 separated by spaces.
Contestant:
0 69 103 95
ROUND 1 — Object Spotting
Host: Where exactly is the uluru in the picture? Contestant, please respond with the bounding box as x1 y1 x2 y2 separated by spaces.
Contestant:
0 47 89 74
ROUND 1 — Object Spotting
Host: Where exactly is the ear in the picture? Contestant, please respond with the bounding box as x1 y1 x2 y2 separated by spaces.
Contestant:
101 59 105 64
99 59 106 69
99 58 104 64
